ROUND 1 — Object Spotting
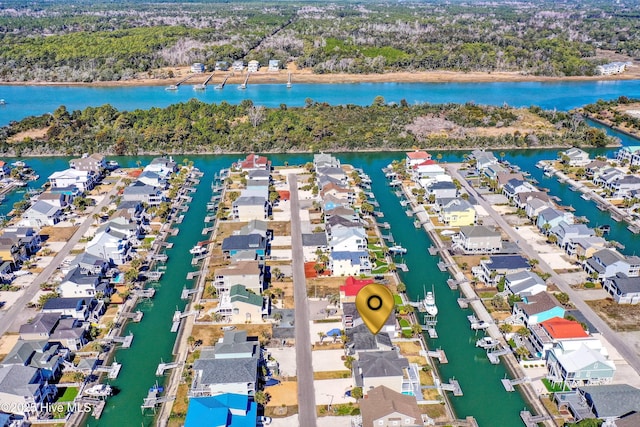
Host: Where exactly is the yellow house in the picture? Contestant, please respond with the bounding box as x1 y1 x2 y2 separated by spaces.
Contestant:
440 199 476 227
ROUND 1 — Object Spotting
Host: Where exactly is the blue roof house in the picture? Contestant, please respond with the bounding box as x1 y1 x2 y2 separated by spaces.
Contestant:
184 393 257 427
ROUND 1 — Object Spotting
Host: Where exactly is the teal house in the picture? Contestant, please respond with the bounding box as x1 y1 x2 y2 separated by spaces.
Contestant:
184 393 257 427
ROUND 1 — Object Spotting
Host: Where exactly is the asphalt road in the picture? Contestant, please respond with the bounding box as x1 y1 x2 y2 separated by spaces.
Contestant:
447 163 640 375
288 173 318 427
0 178 122 337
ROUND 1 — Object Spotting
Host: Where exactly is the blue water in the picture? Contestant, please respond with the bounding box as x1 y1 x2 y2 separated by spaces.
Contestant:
1 80 640 125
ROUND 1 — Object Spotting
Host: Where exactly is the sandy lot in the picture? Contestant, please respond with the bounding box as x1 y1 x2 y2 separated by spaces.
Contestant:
312 349 347 372
265 381 298 407
315 379 356 405
513 226 575 270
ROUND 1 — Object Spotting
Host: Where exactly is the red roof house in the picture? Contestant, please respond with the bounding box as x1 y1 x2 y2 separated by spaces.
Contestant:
339 276 375 303
540 317 589 339
238 153 271 171
405 150 432 168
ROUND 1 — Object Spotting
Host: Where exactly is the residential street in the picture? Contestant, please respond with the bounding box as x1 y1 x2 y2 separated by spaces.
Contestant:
447 163 640 375
288 173 318 427
0 178 122 337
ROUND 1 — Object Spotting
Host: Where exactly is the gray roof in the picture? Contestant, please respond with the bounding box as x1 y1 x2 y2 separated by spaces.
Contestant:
221 234 266 251
355 351 408 379
42 297 90 311
193 357 258 385
233 196 266 206
459 225 500 239
593 249 626 266
3 340 61 372
62 266 100 286
302 233 327 247
580 384 640 418
429 181 457 190
212 331 259 357
516 292 561 316
30 200 60 216
443 198 474 213
487 255 529 270
345 323 392 351
19 312 60 335
608 273 640 295
123 182 158 195
0 365 40 396
248 170 271 179
539 207 564 221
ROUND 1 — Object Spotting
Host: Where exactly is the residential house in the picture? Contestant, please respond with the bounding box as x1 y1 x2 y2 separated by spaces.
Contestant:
325 206 359 223
232 196 268 221
85 222 134 265
515 191 551 211
184 394 257 427
596 61 630 75
413 163 444 183
584 249 640 281
224 284 268 323
585 160 608 178
360 386 423 427
69 153 106 173
122 182 163 206
405 150 432 169
214 261 264 294
313 153 340 169
561 148 591 166
214 61 229 71
513 292 565 326
48 169 96 193
221 234 267 258
322 194 348 211
36 191 71 208
439 199 476 227
190 330 260 397
42 297 102 321
317 166 348 184
345 323 393 356
2 340 64 381
320 182 354 203
57 266 103 298
301 233 328 262
549 222 595 253
18 201 62 228
547 344 616 389
610 175 640 197
137 170 166 188
268 59 280 71
0 160 10 178
525 197 552 219
339 277 374 306
329 251 371 276
505 271 547 297
145 157 177 176
473 255 530 285
232 60 244 71
0 239 26 268
241 181 269 200
329 227 367 252
502 179 538 203
537 208 574 232
247 60 260 72
482 163 508 181
18 313 87 351
0 365 56 416
603 273 640 304
69 252 109 276
529 317 591 359
426 181 457 199
593 168 624 188
190 62 205 73
237 153 270 171
342 302 396 336
1 228 40 256
556 384 640 425
472 150 498 172
352 351 411 396
452 225 501 254
496 172 524 188
325 216 361 237
237 220 271 240
247 169 271 183
568 237 608 260
616 146 640 165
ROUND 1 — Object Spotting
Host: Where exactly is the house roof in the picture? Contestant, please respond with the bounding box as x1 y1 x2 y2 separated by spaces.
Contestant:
356 351 409 378
327 216 360 228
459 225 500 239
42 297 90 311
193 357 258 385
593 248 626 266
554 344 615 374
517 292 561 316
229 285 263 307
406 150 431 160
248 169 271 179
442 198 474 213
213 331 259 357
30 200 60 216
331 251 368 264
19 312 60 335
487 255 529 270
340 276 374 297
0 365 39 396
540 317 588 339
185 394 256 427
222 234 266 251
608 273 640 295
345 323 392 351
233 196 266 206
360 386 422 427
429 181 457 190
580 384 640 419
302 233 327 247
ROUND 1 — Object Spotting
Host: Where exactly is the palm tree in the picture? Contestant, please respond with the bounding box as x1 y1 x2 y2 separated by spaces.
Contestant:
317 332 326 344
328 293 340 307
254 391 270 406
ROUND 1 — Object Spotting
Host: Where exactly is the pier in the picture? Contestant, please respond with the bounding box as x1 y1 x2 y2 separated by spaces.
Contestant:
501 376 530 392
165 74 193 90
141 389 176 413
427 349 448 364
214 74 229 89
486 346 511 364
439 379 463 396
156 361 184 376
520 411 552 427
239 72 250 90
437 261 452 272
103 332 134 349
132 288 156 299
180 287 198 299
286 72 292 88
120 310 143 322
76 397 106 419
195 72 215 90
186 271 202 280
467 314 490 330
95 362 122 379
457 297 479 309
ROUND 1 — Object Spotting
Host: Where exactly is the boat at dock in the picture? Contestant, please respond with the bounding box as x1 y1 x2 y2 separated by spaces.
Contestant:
189 244 207 255
597 224 611 235
165 85 178 91
424 291 438 316
84 384 113 397
388 245 407 255
476 336 500 349
581 193 591 200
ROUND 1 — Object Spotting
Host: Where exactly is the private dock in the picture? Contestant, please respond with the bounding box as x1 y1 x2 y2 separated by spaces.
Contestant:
520 411 552 427
132 288 156 299
437 261 452 272
395 263 409 272
501 376 530 392
141 388 176 413
77 397 106 419
427 246 439 255
103 332 134 349
214 74 229 89
286 72 292 88
377 221 390 229
121 310 143 322
457 297 480 309
180 287 198 299
439 379 463 396
487 346 511 364
194 72 215 90
239 72 250 89
165 74 193 90
156 361 184 376
467 314 490 330
427 349 448 364
446 279 459 290
95 362 122 379
186 271 201 280
191 253 207 265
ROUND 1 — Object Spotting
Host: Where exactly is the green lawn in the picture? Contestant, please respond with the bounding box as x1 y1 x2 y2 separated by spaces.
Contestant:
57 387 79 402
399 318 411 329
394 295 403 305
541 378 569 393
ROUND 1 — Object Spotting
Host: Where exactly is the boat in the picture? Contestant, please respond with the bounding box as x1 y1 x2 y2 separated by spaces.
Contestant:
84 384 113 397
597 224 611 235
286 72 292 89
193 84 206 91
388 245 407 255
423 291 438 316
476 336 500 349
107 160 120 169
165 85 178 91
189 245 207 255
581 193 591 200
149 384 164 394
11 161 26 168
543 170 552 178
0 99 5 105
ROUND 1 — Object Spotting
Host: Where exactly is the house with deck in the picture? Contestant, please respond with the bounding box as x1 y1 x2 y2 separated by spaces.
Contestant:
452 225 502 254
529 317 592 359
18 201 62 228
214 261 264 294
439 199 476 227
473 255 530 286
505 271 547 297
560 148 591 166
603 273 640 304
513 292 565 326
584 248 640 281
221 234 267 258
0 365 57 417
359 385 423 427
69 154 106 173
546 344 616 389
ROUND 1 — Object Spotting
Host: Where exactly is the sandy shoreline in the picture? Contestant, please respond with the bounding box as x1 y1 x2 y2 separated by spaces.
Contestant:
2 67 640 88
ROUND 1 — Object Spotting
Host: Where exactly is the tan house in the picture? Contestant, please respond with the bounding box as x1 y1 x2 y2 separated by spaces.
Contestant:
360 386 423 427
232 196 268 221
214 261 264 294
69 153 106 173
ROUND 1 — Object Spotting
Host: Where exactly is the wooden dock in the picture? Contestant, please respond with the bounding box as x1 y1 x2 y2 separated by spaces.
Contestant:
214 74 229 89
95 362 122 379
156 361 184 376
501 376 530 392
520 411 551 427
427 349 448 364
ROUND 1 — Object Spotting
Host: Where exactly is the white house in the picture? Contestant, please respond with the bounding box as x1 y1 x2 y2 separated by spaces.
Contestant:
214 261 264 294
505 271 547 297
330 251 371 276
405 150 432 169
561 148 591 166
329 227 367 252
603 273 640 304
232 196 268 221
247 60 260 72
48 169 97 193
268 59 280 71
18 201 61 228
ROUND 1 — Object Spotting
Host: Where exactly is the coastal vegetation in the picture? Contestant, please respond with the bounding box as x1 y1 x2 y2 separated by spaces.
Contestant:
577 97 640 138
0 100 617 156
0 0 638 82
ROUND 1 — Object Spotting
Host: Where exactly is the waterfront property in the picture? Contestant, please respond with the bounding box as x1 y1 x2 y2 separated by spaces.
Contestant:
472 254 530 285
512 292 565 326
603 273 640 304
452 225 502 254
184 393 257 427
555 384 640 424
359 385 424 427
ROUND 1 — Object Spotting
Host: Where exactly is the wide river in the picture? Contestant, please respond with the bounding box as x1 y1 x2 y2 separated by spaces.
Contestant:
1 80 639 426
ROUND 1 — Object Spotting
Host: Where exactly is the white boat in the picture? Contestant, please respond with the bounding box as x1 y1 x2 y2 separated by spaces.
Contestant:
107 160 120 169
165 85 178 91
189 245 207 255
11 161 26 168
388 245 407 254
424 291 438 316
0 99 5 105
84 384 113 397
476 336 500 349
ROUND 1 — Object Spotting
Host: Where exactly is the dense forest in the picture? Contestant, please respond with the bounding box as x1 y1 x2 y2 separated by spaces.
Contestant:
0 0 639 82
0 99 616 156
